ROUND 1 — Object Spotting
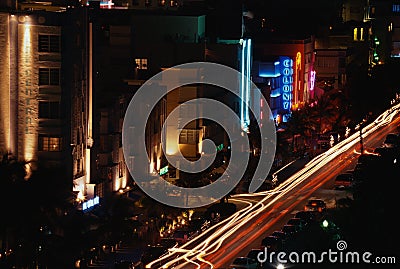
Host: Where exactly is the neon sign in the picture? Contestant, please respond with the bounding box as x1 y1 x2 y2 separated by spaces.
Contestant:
240 38 252 132
294 52 301 105
216 143 224 152
82 196 100 211
279 56 293 113
310 70 316 91
159 165 169 176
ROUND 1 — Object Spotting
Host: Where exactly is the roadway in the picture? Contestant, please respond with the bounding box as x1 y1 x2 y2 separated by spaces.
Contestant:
144 103 400 269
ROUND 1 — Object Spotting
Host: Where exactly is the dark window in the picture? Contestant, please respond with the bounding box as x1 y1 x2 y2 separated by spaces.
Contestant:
39 35 60 52
119 102 125 118
339 58 346 68
38 135 62 151
39 68 60 85
350 7 360 14
39 101 60 119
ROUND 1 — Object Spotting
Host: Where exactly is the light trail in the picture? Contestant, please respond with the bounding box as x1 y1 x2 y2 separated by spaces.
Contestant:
146 103 400 269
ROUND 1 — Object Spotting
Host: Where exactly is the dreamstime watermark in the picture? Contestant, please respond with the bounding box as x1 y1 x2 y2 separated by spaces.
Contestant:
257 240 397 265
122 62 277 208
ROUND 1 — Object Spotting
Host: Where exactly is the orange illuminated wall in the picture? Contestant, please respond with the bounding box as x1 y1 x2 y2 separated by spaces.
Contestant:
0 14 11 153
18 21 38 163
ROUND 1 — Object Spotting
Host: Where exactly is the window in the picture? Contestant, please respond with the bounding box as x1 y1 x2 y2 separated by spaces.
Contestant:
39 68 60 85
39 101 60 119
119 161 124 178
38 135 62 151
339 58 346 68
305 52 312 64
119 102 125 118
179 129 198 144
135 58 148 70
393 4 400 13
38 35 60 52
350 7 360 14
353 27 364 41
76 159 81 173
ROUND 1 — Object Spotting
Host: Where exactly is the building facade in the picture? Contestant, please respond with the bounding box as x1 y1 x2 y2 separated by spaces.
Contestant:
0 11 68 176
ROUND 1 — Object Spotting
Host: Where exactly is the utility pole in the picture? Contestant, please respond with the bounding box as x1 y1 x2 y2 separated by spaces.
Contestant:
359 126 364 154
359 118 367 154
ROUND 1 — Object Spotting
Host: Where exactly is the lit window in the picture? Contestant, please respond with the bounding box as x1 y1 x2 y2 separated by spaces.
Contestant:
353 28 358 41
38 35 60 52
39 68 60 85
38 135 62 152
179 129 198 144
393 4 400 13
135 58 148 70
360 28 364 41
119 161 124 177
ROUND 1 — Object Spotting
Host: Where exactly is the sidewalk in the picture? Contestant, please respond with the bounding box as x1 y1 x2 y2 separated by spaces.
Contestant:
84 238 146 269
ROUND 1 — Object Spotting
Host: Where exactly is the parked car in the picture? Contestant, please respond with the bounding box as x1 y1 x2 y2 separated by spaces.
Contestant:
261 235 282 251
270 230 289 245
304 199 326 213
294 210 318 223
286 217 307 231
334 172 354 189
140 245 169 267
246 249 263 268
281 224 299 237
229 257 259 269
357 153 381 165
383 133 400 148
189 217 210 233
114 260 136 269
352 163 368 181
158 238 178 249
172 228 197 244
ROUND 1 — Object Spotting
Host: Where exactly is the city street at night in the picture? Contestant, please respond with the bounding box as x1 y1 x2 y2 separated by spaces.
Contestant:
1 1 400 269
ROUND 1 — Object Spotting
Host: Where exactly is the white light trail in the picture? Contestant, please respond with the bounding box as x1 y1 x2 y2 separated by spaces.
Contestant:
148 103 400 269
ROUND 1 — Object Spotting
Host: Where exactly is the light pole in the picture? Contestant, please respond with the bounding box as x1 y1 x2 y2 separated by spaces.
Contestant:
359 118 367 154
359 125 364 154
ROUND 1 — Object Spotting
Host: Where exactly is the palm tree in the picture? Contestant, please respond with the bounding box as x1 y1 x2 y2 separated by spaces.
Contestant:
308 93 338 134
284 108 314 153
0 153 27 253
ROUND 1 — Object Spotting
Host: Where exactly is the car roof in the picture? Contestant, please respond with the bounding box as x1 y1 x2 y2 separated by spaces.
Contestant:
233 257 253 263
307 199 325 204
282 224 296 230
287 217 303 223
263 235 279 240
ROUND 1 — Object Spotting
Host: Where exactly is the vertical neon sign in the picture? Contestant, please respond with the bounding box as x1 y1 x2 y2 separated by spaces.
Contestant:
279 56 293 114
240 38 252 132
310 70 316 91
294 52 301 106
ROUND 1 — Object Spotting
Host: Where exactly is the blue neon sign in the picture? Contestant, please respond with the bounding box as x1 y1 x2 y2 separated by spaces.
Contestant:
279 56 293 113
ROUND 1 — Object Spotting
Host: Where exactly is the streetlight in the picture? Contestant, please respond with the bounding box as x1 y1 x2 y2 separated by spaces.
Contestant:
359 118 367 154
345 126 350 138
